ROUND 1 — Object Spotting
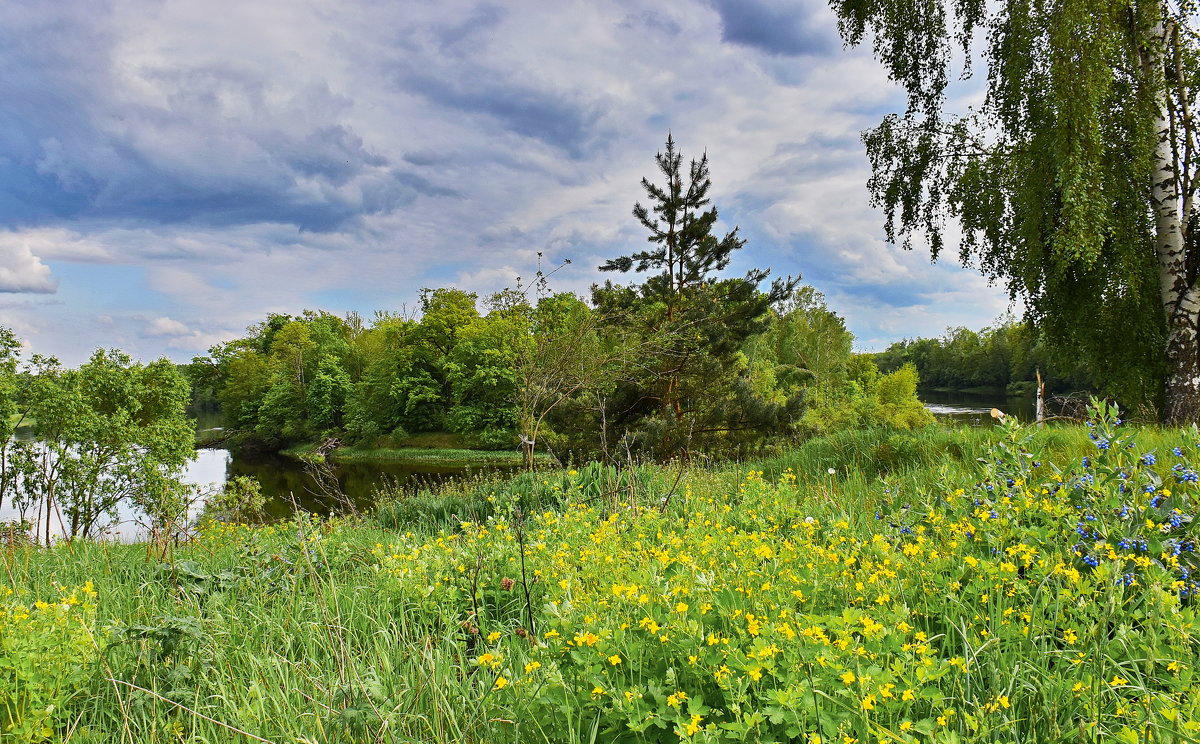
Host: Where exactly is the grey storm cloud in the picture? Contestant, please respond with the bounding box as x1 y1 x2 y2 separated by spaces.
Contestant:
0 10 454 233
709 0 835 57
400 72 608 160
434 3 508 52
619 11 684 37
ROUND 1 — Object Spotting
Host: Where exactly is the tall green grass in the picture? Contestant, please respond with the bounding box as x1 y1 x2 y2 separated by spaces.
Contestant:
3 421 1198 742
4 519 512 743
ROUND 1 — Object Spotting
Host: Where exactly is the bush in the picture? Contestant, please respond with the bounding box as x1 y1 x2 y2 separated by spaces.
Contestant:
199 475 267 524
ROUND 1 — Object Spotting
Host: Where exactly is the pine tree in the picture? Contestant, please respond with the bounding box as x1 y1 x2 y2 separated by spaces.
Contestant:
595 134 795 454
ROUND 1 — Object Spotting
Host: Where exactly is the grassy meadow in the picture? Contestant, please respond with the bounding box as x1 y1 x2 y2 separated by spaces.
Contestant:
3 413 1199 743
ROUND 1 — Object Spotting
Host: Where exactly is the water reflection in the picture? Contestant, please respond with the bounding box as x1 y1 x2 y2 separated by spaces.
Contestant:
920 390 1038 426
0 442 523 542
0 448 231 541
227 453 506 520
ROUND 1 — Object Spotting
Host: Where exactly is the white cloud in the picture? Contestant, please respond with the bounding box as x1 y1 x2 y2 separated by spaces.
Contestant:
0 0 1012 364
144 316 192 337
0 229 114 263
0 245 59 294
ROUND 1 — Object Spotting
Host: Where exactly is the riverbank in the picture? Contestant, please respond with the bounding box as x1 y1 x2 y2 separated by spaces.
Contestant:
6 414 1198 742
280 440 540 465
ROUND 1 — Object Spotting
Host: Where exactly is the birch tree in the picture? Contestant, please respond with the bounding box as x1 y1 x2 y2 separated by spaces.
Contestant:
831 0 1200 422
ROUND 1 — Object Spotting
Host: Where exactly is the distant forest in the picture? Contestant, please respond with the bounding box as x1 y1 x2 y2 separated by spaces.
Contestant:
872 322 1092 397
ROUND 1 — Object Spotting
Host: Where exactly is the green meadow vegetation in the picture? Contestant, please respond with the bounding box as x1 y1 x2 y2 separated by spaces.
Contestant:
280 442 535 466
4 410 1200 743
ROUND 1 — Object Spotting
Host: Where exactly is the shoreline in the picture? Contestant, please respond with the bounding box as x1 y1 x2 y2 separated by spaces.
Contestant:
279 441 543 466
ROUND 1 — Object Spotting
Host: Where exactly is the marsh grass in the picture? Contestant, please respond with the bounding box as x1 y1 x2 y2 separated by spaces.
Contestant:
282 441 533 465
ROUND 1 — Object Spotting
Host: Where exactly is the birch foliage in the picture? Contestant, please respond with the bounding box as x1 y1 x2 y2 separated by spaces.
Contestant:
832 0 1200 419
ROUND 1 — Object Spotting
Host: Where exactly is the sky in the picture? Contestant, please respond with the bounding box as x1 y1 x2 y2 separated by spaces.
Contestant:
0 0 1014 366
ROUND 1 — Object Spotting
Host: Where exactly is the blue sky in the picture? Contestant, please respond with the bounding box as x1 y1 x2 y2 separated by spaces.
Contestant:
0 0 1013 365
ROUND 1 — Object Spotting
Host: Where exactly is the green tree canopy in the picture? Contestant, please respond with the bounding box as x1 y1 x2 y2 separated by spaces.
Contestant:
831 0 1200 421
17 349 194 539
0 327 23 514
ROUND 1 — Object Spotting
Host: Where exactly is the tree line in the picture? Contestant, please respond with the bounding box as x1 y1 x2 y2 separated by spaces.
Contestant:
189 284 934 463
873 321 1093 396
190 136 934 462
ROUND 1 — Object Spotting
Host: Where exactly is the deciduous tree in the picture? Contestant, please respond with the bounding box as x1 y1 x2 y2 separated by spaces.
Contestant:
831 0 1200 421
0 328 23 515
18 349 194 539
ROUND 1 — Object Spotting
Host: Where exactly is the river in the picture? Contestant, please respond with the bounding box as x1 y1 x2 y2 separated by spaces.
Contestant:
2 394 1034 540
0 442 509 541
920 389 1038 426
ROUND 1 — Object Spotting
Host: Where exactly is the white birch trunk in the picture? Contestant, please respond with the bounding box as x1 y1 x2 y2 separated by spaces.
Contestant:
1143 13 1200 423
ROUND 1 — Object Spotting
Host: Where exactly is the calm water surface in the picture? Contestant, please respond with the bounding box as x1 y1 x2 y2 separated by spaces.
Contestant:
0 448 231 541
920 390 1038 426
1 436 510 540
